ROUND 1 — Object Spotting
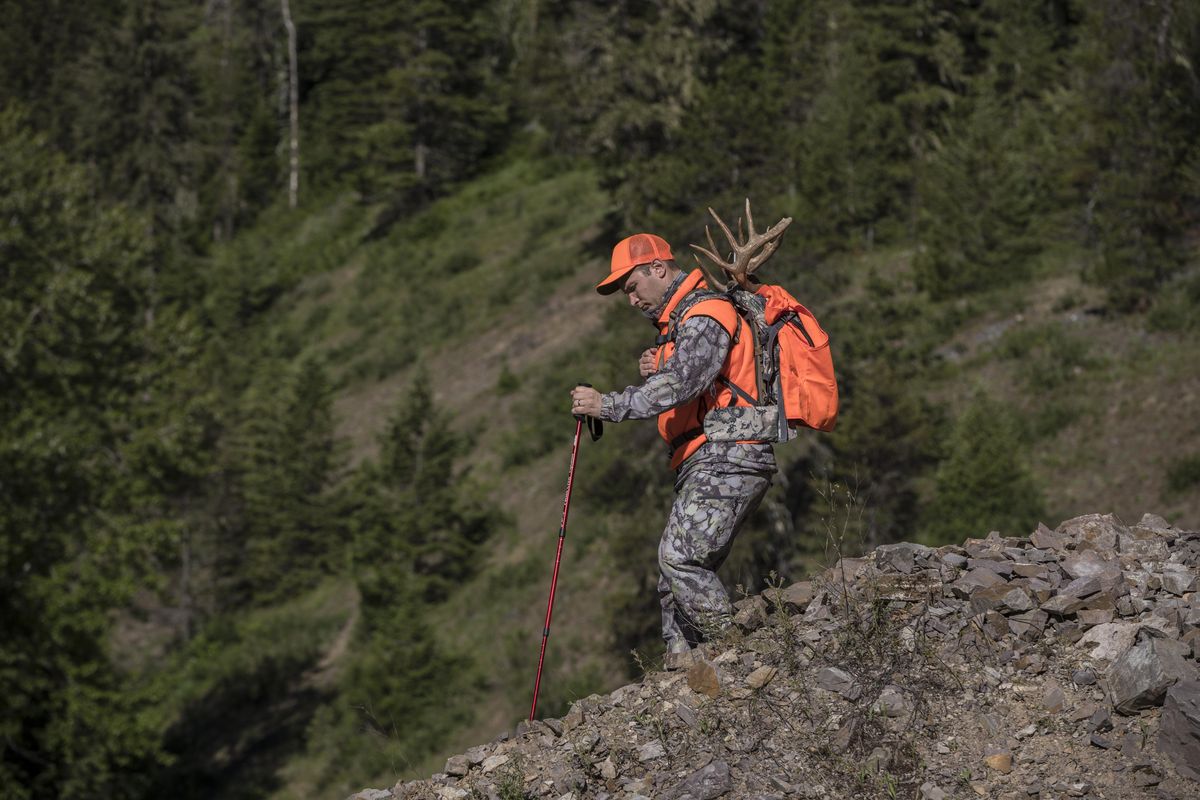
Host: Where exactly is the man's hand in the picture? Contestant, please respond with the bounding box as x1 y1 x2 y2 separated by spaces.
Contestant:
570 386 603 418
639 347 659 378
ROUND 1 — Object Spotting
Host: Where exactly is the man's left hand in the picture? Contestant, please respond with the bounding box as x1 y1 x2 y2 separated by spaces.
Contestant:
570 386 602 418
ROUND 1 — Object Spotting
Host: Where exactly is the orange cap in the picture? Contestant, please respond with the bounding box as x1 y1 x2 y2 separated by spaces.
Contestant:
596 233 673 295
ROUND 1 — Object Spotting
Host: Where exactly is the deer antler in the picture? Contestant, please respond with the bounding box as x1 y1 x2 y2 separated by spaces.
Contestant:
689 198 792 290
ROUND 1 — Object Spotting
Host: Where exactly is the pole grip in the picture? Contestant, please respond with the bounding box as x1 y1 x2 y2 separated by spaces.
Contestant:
574 382 602 441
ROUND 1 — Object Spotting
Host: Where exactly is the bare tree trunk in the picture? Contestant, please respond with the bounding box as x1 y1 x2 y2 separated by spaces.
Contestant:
281 0 299 208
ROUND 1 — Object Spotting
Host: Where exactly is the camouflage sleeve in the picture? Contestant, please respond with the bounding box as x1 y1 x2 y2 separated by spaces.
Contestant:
601 316 731 422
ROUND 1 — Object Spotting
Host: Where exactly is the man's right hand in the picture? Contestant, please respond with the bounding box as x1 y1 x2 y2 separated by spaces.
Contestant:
639 347 659 378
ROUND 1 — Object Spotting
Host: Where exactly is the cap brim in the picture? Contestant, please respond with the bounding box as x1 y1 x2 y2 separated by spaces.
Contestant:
595 265 636 296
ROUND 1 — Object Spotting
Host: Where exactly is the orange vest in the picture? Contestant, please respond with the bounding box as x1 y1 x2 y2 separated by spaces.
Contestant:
654 270 761 469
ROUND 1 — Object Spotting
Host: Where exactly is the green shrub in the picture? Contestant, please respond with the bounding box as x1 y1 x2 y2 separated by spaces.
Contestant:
1165 454 1200 494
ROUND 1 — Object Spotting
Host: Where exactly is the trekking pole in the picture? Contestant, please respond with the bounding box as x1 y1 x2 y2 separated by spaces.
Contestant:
529 383 601 721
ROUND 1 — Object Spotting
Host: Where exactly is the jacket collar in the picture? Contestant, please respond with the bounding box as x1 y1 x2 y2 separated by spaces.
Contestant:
655 269 707 327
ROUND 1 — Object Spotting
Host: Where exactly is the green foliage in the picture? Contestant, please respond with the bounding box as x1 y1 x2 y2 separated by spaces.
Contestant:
232 357 341 607
4 1 1200 796
0 109 170 800
301 0 509 207
1074 0 1200 310
921 393 1045 545
1165 454 1200 495
146 581 355 800
914 95 1050 298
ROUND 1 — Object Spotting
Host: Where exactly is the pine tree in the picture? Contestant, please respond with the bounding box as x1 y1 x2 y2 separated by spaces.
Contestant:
1073 0 1200 310
235 357 340 607
0 109 167 800
301 0 508 206
922 393 1045 546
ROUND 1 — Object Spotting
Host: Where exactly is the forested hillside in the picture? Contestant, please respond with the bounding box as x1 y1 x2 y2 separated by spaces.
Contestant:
2 1 1198 799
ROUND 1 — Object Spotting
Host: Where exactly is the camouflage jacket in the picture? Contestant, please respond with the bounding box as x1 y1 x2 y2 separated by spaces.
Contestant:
600 279 775 476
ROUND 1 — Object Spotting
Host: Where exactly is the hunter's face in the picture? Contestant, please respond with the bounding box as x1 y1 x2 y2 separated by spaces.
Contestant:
621 261 670 313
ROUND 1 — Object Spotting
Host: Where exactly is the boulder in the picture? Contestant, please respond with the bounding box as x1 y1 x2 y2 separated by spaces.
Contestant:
444 755 470 777
667 760 730 800
1061 551 1124 592
1162 565 1197 596
779 580 814 612
1157 680 1200 782
687 660 722 698
875 542 934 574
1077 622 1143 662
1031 524 1067 551
949 568 1007 599
816 666 860 700
732 595 767 631
1106 629 1197 714
1008 609 1049 641
1057 513 1128 550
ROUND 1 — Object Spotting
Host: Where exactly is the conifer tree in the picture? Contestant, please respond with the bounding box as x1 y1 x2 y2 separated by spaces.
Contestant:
1074 0 1200 310
235 357 339 607
0 110 167 800
922 393 1045 546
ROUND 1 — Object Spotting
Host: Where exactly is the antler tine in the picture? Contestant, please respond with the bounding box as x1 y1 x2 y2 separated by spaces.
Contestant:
707 206 739 251
690 199 792 288
692 254 730 292
746 239 781 275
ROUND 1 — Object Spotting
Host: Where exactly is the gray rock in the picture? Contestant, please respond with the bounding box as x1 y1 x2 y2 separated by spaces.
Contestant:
1157 680 1200 782
950 568 1007 598
968 558 1015 578
876 542 934 574
1031 524 1067 551
1061 551 1123 591
668 760 730 800
1061 575 1103 598
733 595 768 631
1078 622 1145 662
1042 593 1087 617
1078 609 1114 628
1072 668 1098 686
347 791 392 800
444 755 470 777
779 581 814 612
1008 609 1049 641
1162 566 1197 596
636 741 665 762
816 666 860 699
1057 513 1128 550
1107 629 1198 714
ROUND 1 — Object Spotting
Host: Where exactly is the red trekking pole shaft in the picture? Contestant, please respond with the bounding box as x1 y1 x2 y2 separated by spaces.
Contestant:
529 415 585 721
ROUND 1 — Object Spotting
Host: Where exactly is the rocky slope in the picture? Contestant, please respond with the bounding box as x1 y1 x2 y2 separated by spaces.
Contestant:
349 513 1199 800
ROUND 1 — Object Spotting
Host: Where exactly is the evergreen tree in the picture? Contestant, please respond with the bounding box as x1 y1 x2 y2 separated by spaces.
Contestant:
922 393 1045 545
350 377 494 603
72 0 201 240
0 110 167 800
914 94 1049 298
1073 0 1200 310
234 357 340 607
302 0 508 206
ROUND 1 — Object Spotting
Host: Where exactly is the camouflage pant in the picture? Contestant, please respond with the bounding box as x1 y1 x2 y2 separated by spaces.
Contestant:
658 466 772 653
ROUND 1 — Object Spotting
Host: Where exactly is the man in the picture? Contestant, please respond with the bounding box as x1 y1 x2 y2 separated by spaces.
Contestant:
570 232 775 669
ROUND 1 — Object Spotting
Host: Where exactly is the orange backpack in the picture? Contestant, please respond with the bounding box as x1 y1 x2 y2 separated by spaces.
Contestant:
689 282 838 443
753 284 840 438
